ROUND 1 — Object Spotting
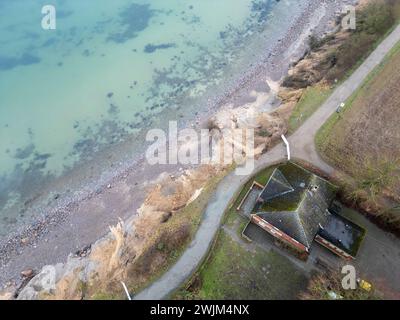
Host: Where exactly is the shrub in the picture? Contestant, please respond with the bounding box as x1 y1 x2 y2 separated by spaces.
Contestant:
282 73 312 89
356 2 395 36
325 0 398 82
300 271 381 300
308 34 335 51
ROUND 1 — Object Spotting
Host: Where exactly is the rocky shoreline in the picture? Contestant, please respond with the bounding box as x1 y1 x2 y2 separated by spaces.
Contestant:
0 0 357 298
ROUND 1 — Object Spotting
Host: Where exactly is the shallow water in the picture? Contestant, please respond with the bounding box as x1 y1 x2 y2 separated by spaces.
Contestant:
0 0 308 236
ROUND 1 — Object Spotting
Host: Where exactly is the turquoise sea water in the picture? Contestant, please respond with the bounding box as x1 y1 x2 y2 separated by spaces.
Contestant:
0 0 307 235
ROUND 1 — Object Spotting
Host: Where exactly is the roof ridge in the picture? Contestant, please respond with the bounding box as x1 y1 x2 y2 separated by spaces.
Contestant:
263 167 277 189
273 169 294 190
294 179 310 212
256 210 298 216
293 210 310 247
260 168 295 202
257 211 310 247
295 176 315 247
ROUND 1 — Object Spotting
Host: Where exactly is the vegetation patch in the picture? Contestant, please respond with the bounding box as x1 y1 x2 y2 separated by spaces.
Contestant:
323 0 399 82
300 271 381 300
88 168 231 300
288 85 332 133
175 231 308 300
127 171 230 296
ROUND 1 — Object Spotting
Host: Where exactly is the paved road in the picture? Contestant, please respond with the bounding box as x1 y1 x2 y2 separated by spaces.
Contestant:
135 24 400 300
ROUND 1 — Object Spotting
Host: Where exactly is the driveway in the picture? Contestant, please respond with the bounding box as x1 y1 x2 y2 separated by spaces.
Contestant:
308 207 400 299
135 24 400 300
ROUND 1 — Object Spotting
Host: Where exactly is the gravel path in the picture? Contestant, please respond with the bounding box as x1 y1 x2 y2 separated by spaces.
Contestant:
135 24 400 300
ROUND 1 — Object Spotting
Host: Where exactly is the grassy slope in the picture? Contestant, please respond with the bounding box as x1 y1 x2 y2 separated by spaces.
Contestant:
287 0 400 135
288 85 333 133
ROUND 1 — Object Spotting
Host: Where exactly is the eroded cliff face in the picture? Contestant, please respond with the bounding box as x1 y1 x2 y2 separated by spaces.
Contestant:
10 85 287 300
13 165 227 300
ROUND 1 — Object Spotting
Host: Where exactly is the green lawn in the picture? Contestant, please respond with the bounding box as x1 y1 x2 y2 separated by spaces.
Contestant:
288 85 332 134
175 231 308 300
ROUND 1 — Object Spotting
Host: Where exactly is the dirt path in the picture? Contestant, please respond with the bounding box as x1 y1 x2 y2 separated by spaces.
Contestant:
135 24 400 300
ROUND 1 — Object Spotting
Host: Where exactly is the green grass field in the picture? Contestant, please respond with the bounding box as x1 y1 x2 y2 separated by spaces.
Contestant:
288 86 332 133
191 232 307 300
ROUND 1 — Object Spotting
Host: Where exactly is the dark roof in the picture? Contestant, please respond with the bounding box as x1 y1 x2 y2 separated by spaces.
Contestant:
317 213 366 257
257 211 310 246
259 169 294 202
254 162 337 248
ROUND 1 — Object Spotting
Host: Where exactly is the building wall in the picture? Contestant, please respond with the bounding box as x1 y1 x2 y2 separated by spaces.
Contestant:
314 235 354 260
251 215 308 253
